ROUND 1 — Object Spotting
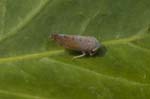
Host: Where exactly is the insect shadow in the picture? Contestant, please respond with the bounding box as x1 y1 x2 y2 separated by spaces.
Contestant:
65 44 107 58
95 44 107 57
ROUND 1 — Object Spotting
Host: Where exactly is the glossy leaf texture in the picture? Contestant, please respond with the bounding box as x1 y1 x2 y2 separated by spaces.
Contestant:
0 0 150 99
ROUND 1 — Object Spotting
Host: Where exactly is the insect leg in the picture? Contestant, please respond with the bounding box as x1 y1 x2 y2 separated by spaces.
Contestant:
73 51 86 59
90 47 99 56
92 47 99 52
89 51 96 56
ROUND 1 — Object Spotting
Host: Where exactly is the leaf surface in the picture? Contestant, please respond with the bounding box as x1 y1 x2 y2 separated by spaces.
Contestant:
0 0 150 98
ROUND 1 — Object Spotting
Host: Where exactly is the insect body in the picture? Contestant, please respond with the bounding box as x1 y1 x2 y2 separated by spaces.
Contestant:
50 33 100 59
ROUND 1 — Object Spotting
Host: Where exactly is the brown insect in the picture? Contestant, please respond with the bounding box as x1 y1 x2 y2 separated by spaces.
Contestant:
50 33 100 59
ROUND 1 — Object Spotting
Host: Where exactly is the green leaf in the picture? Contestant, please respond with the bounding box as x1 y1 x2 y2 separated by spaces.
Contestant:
0 0 150 98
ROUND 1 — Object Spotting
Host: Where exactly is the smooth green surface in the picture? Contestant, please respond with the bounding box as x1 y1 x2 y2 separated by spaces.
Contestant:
0 0 150 98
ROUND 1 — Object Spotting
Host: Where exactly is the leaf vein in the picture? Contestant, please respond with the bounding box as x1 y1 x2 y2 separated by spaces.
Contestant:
128 43 150 53
103 27 148 45
0 0 51 42
0 50 63 63
47 59 150 86
80 9 101 35
0 89 48 99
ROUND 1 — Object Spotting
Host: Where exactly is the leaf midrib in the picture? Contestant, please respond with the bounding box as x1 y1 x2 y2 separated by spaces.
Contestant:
0 50 63 63
0 26 150 85
0 26 149 87
0 29 149 98
0 30 149 63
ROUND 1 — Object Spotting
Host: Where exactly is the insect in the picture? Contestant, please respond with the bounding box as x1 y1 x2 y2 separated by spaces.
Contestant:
50 33 100 59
